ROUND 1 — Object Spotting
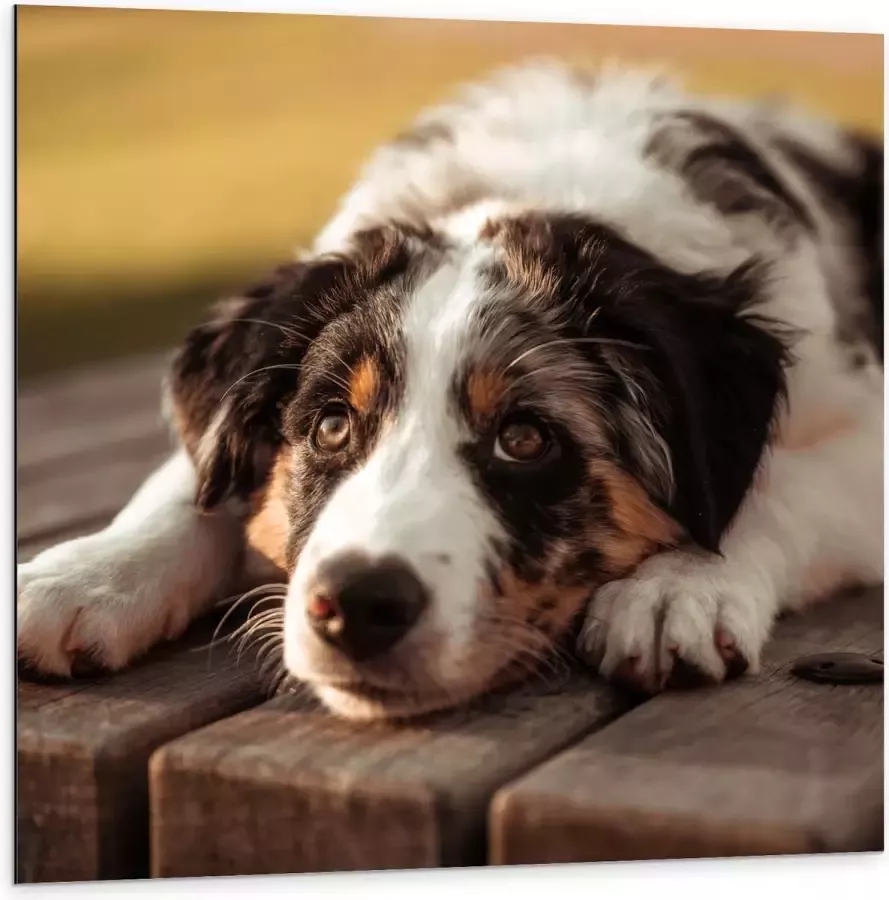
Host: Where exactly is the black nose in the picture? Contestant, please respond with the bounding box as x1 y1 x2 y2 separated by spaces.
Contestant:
306 553 429 662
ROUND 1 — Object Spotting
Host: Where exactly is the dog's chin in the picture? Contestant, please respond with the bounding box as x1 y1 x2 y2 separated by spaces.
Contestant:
309 680 483 721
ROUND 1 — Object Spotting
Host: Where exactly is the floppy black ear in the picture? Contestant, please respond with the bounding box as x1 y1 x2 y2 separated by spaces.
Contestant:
607 261 793 553
165 225 426 510
165 261 333 510
484 211 792 553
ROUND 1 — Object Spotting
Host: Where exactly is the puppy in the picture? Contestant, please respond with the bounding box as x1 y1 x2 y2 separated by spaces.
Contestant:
18 61 883 720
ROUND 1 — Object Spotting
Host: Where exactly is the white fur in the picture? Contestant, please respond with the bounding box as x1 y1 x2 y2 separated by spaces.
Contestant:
284 254 509 712
17 450 243 675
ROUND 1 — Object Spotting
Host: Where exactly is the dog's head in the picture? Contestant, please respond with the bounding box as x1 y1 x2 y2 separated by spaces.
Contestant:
168 212 788 719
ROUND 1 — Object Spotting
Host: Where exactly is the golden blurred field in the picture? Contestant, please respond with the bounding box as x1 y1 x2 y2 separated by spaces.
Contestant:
16 6 884 378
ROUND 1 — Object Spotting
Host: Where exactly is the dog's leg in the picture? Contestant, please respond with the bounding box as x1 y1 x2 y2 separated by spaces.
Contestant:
18 448 246 677
578 398 883 692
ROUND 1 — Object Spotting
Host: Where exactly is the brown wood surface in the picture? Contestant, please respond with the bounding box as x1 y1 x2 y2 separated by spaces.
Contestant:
17 619 270 884
17 352 173 544
16 355 273 884
18 441 173 545
17 352 169 471
490 585 885 865
149 669 636 878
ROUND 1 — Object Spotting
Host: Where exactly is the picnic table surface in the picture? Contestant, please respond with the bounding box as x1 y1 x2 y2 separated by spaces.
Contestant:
16 352 885 884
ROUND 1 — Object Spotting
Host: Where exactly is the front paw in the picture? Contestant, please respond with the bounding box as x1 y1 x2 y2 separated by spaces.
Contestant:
17 535 188 678
577 551 776 694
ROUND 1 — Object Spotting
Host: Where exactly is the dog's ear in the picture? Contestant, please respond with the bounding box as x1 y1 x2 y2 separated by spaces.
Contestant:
491 212 792 553
165 226 425 510
603 261 793 553
165 261 335 510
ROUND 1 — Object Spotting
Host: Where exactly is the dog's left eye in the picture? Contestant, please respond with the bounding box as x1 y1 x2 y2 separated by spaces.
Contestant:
494 415 550 464
313 405 351 453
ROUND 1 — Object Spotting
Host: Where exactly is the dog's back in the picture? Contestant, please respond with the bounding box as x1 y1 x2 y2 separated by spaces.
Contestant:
317 60 882 368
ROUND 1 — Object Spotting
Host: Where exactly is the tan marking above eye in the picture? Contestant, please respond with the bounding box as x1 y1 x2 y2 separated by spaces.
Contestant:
466 368 507 423
348 355 380 415
314 408 351 452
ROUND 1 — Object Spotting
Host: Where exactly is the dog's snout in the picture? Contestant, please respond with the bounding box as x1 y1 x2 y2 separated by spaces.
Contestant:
307 553 429 662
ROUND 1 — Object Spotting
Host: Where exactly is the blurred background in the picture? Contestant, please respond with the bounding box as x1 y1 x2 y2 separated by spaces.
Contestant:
16 5 884 381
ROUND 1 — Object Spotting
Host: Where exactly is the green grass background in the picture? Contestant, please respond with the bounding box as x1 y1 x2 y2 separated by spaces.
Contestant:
16 6 883 380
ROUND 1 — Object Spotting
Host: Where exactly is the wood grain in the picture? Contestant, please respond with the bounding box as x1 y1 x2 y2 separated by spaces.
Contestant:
17 351 172 543
17 353 274 884
490 585 884 865
17 437 172 543
150 668 638 877
18 351 168 471
17 613 271 884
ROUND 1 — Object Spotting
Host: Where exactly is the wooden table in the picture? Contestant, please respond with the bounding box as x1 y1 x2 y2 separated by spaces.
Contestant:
16 353 885 884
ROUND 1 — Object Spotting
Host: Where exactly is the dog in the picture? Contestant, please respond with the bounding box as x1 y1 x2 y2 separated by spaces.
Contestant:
18 60 883 720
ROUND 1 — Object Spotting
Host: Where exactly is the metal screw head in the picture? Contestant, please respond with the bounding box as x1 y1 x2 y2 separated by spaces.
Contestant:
791 652 884 685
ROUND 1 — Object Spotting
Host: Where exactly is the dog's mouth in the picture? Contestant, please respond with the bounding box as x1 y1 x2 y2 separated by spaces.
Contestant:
304 653 553 720
291 609 586 721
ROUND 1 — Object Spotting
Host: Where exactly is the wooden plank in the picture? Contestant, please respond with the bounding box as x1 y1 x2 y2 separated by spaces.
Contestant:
17 350 173 543
490 585 884 865
17 353 280 883
18 352 167 431
149 667 638 877
17 437 172 543
17 351 169 473
18 408 168 481
16 609 273 884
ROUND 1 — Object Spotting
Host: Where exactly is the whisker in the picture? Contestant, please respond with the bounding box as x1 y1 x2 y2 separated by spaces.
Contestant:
204 586 286 649
258 648 286 681
219 364 305 403
227 601 285 639
215 582 288 610
232 627 283 660
481 613 577 680
229 608 284 635
226 318 315 344
232 612 285 650
193 584 287 663
506 362 599 392
505 336 651 373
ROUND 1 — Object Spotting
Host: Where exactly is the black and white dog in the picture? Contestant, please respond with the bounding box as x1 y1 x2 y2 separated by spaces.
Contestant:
18 61 883 720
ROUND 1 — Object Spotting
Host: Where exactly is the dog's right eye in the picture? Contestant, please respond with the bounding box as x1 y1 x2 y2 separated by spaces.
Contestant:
493 413 554 465
313 406 351 453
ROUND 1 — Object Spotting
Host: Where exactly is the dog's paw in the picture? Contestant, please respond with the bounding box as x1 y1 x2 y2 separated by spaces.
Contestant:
17 534 190 678
577 551 777 694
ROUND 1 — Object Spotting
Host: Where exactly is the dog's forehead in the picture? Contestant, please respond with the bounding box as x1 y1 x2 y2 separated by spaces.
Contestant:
295 221 616 427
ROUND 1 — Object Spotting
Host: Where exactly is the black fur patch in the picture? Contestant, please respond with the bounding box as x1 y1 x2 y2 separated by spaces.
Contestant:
458 410 602 583
480 212 792 555
646 111 814 231
776 133 884 362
